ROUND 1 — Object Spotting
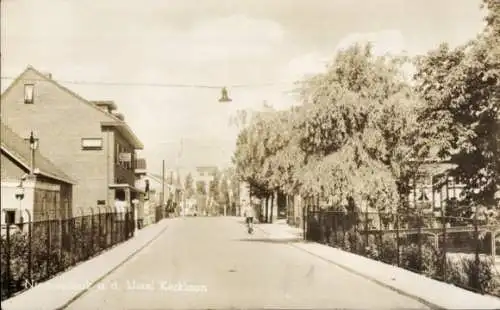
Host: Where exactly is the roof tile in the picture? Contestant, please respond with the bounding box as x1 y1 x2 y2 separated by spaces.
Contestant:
1 122 75 184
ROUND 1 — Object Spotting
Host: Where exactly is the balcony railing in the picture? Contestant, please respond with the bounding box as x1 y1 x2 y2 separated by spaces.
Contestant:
135 158 146 170
134 158 147 175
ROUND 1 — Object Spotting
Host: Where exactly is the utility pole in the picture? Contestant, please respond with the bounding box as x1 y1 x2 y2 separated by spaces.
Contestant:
162 160 165 207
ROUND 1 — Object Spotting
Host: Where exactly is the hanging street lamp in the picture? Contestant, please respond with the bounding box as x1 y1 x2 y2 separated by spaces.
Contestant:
219 87 232 102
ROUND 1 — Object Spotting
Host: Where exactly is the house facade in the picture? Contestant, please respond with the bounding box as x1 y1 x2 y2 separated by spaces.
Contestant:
1 122 75 226
0 66 145 216
409 161 466 216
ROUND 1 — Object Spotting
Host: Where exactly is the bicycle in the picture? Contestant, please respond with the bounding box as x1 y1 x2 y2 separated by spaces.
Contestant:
245 216 254 234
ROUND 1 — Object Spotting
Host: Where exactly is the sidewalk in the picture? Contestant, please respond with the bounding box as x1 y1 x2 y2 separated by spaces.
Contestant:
255 221 303 240
2 219 172 310
256 222 500 310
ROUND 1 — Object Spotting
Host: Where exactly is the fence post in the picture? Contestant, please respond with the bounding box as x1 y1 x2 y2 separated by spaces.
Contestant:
68 211 74 266
332 211 338 246
5 223 12 299
473 205 481 292
106 207 111 245
58 205 63 272
98 206 103 250
395 210 400 267
491 231 496 259
341 210 346 250
302 204 306 241
378 212 383 257
81 208 87 259
417 211 423 273
364 209 369 250
113 207 119 243
25 209 33 284
77 208 85 263
46 210 52 279
123 207 128 241
89 207 95 259
442 213 447 281
353 209 358 252
110 207 115 245
319 209 325 243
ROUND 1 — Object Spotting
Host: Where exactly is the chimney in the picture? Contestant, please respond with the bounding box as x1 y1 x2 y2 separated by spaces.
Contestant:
90 100 117 113
112 111 125 121
43 72 52 79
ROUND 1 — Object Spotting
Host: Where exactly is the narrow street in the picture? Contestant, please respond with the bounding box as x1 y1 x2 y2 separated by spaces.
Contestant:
65 217 429 309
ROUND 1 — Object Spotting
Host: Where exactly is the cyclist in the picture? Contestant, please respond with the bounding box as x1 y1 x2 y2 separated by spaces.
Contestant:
242 199 256 233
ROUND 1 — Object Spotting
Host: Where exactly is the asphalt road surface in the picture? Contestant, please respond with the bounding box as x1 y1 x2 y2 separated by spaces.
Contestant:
65 217 429 309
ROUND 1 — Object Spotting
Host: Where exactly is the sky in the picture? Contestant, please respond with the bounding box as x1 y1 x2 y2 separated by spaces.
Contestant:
0 0 487 175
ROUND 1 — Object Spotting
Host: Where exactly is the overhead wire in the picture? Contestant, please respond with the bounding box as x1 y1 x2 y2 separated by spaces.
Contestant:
0 76 297 89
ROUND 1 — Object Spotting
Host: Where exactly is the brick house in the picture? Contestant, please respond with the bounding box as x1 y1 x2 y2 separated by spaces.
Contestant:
0 66 145 217
1 122 75 225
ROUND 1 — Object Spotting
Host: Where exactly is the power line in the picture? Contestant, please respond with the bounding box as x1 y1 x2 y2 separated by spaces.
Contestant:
0 76 296 89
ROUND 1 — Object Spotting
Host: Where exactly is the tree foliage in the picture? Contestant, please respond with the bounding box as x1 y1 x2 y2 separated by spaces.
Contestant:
209 168 222 202
293 43 422 210
414 0 499 206
184 173 195 198
233 0 499 214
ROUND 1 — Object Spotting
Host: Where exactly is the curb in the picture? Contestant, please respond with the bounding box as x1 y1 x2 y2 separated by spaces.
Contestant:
56 221 170 310
255 225 445 310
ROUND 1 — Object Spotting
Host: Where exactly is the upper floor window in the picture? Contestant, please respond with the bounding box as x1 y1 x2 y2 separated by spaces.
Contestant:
82 138 103 150
116 143 133 169
4 210 15 225
24 84 34 104
115 143 120 164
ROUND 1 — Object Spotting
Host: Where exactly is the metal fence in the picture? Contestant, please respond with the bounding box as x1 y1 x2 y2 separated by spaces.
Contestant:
0 207 135 301
305 209 500 296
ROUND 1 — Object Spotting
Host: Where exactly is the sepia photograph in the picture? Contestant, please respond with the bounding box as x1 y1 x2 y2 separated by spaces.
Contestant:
0 0 499 309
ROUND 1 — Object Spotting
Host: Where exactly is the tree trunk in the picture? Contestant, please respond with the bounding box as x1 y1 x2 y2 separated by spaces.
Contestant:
285 194 289 224
270 192 274 223
265 196 269 223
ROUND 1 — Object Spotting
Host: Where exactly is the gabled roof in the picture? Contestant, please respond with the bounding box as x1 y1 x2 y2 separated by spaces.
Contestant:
1 122 76 184
1 66 119 123
101 121 143 149
1 66 144 149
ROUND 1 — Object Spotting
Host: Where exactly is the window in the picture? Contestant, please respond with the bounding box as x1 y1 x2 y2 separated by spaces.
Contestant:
24 84 34 104
81 138 103 150
5 210 15 225
115 144 119 164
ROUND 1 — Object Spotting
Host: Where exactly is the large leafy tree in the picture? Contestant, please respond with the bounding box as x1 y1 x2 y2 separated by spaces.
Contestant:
414 0 499 207
258 108 305 195
293 43 423 212
233 111 273 199
217 174 230 206
209 168 222 203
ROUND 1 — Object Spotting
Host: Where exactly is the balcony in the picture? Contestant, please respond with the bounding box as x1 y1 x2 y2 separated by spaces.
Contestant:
115 162 136 186
135 158 147 176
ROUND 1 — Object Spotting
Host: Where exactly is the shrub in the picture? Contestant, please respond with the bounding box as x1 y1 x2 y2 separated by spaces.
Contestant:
363 234 380 259
378 235 399 265
462 257 496 293
443 258 468 285
434 255 498 294
400 242 440 277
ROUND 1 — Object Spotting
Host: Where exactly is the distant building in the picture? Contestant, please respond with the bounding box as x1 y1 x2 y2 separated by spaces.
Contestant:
194 166 218 215
0 66 145 216
195 166 218 179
